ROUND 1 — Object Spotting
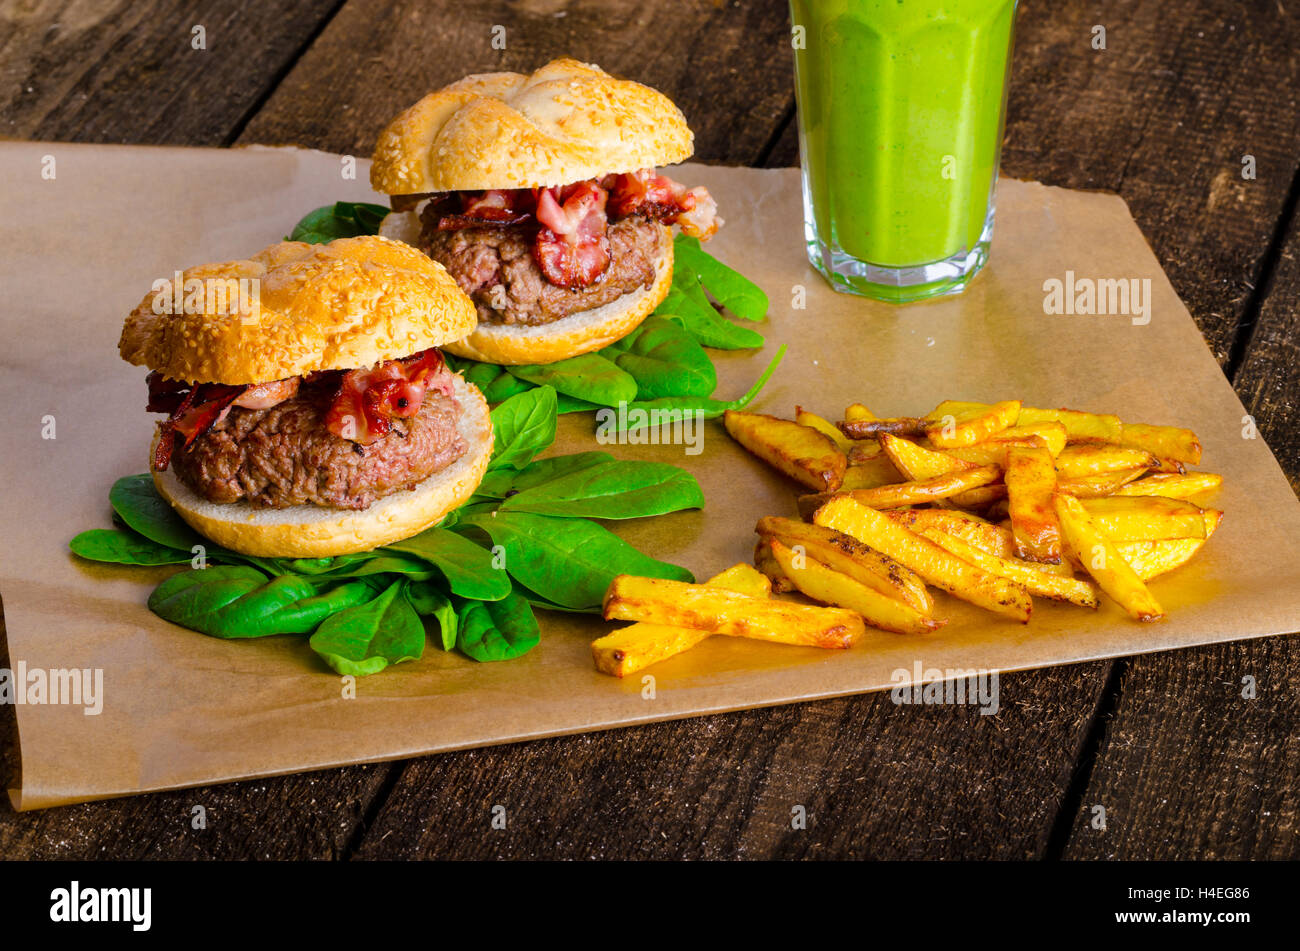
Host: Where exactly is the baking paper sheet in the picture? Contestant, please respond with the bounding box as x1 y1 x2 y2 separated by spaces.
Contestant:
2 142 1298 809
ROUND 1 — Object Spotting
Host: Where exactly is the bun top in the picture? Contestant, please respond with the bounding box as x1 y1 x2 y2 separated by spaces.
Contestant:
370 57 694 194
120 236 476 384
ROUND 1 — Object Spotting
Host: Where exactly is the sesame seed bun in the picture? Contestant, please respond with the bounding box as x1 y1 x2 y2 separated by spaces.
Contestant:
369 58 694 194
119 235 477 385
152 374 493 557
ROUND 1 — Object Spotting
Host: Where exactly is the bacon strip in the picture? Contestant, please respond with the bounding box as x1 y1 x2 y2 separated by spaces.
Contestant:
323 348 450 446
533 182 611 288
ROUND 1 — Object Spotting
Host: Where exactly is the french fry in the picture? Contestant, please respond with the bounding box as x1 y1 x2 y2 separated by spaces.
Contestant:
1117 422 1202 466
839 416 928 439
916 527 1099 608
724 410 847 492
948 483 1009 508
1112 510 1221 580
1053 444 1158 479
603 575 866 648
989 422 1068 456
1113 472 1223 500
838 465 1001 508
591 564 772 677
756 516 932 613
1053 492 1164 621
1017 406 1124 443
753 537 796 593
1005 446 1063 563
1080 496 1209 541
1057 468 1148 498
1150 456 1188 474
925 400 1021 449
884 508 1018 559
796 406 857 453
840 453 902 489
844 403 877 423
943 436 1048 468
768 540 944 635
814 497 1033 622
879 432 973 480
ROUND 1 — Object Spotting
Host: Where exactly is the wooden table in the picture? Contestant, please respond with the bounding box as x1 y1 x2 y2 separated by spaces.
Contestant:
2 0 1297 860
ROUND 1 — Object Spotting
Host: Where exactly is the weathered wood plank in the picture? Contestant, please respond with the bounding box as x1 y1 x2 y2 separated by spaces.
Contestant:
0 0 343 145
236 0 794 164
355 667 1106 860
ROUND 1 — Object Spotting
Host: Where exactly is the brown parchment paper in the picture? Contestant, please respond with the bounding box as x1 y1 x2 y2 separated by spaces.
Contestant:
3 141 1299 810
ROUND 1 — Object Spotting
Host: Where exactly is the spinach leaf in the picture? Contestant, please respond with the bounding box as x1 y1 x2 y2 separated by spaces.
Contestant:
383 526 511 601
406 580 458 651
109 474 205 552
673 234 770 321
489 386 557 471
148 566 373 639
482 371 535 404
459 360 506 391
657 267 765 350
459 511 693 610
506 352 639 407
309 579 426 676
70 528 195 566
475 451 615 500
289 201 389 244
556 393 601 414
500 460 704 520
454 589 540 662
599 317 716 400
608 344 787 433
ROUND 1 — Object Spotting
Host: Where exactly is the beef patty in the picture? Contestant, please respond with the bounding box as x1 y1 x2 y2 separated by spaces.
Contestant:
171 382 466 510
421 215 662 327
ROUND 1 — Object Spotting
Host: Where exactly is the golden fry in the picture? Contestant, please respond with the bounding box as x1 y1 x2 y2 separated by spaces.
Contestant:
1017 406 1124 443
591 564 771 677
839 416 928 439
1113 472 1223 500
724 410 847 492
796 406 857 454
768 540 943 635
1118 422 1202 465
754 538 796 593
925 400 1021 449
839 465 1001 509
756 516 932 614
840 454 902 490
1054 444 1158 479
1005 445 1063 564
603 575 866 649
814 497 1032 622
917 528 1098 608
1080 496 1209 541
1056 468 1148 498
1053 492 1164 621
884 508 1018 559
879 432 973 480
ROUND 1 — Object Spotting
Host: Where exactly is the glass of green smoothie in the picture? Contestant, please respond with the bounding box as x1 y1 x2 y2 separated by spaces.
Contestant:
791 0 1019 302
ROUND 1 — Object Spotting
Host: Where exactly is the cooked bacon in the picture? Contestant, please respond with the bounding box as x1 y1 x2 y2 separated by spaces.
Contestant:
533 182 611 288
233 377 299 410
323 348 450 446
151 383 244 471
437 189 534 230
604 169 720 240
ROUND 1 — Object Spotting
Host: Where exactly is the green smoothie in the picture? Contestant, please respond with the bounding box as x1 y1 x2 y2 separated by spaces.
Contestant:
791 0 1018 301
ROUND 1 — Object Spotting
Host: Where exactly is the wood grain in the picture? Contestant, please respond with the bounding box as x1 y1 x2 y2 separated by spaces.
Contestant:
0 0 344 146
236 0 795 164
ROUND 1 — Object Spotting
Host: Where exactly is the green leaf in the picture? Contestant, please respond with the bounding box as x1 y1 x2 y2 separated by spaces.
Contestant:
599 316 716 400
609 344 787 433
459 360 506 391
70 528 195 566
482 371 535 404
475 451 615 500
109 474 205 552
454 589 540 662
460 511 693 611
406 580 458 651
656 262 765 350
383 527 511 601
500 460 704 520
506 352 639 407
489 386 558 470
556 393 601 414
288 201 390 244
148 565 373 639
309 580 426 676
673 233 770 321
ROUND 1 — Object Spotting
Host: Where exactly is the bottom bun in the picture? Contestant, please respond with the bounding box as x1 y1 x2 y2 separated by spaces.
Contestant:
153 374 493 558
441 222 674 366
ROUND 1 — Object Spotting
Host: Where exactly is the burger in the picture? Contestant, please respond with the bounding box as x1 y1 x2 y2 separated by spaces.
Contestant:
369 57 721 366
119 235 493 558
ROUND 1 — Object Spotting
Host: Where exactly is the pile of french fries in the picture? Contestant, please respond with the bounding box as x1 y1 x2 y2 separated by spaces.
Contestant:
592 399 1223 677
729 400 1221 629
